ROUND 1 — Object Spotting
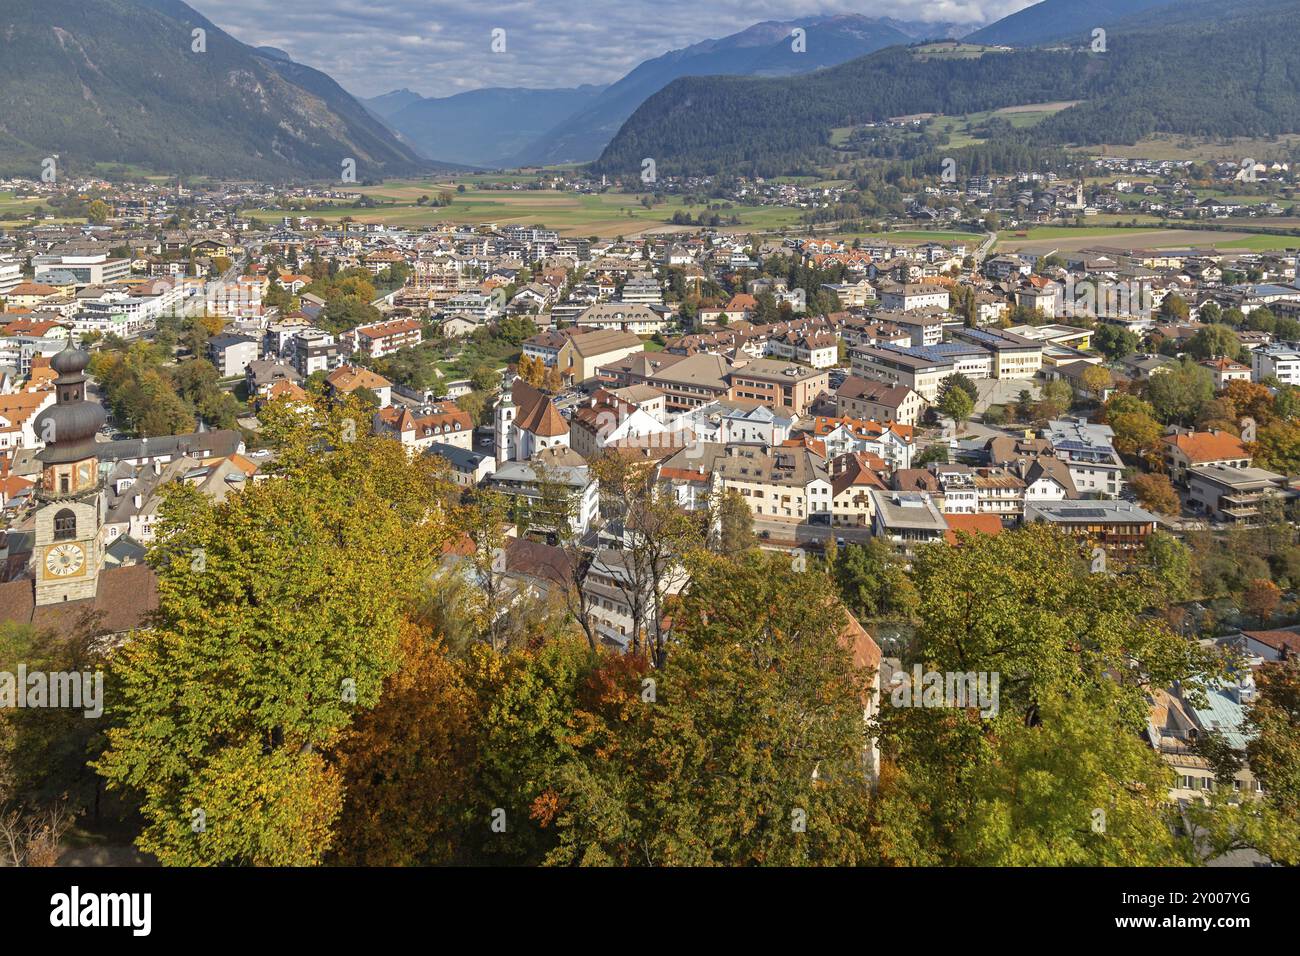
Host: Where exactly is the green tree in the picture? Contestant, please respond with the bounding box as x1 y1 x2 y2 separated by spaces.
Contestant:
95 396 459 865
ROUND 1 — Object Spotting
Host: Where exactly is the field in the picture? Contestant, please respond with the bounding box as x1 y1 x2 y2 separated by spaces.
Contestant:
996 225 1300 252
248 179 813 237
0 190 85 223
927 101 1080 149
1082 133 1300 163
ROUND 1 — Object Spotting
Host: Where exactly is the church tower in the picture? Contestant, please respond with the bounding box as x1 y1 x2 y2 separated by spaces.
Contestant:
494 383 516 467
29 334 107 605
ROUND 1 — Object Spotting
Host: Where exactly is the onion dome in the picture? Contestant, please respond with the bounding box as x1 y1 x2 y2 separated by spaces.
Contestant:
35 333 107 467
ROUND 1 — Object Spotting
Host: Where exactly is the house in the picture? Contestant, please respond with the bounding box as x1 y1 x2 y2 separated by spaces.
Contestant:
807 416 915 470
1186 464 1293 523
673 400 793 447
829 452 889 528
1234 626 1300 662
1024 499 1159 559
568 388 672 461
836 378 926 427
487 446 600 538
424 441 495 488
1251 342 1300 385
374 401 473 452
1163 431 1252 483
1201 357 1252 389
325 364 393 408
870 490 949 556
1146 677 1263 805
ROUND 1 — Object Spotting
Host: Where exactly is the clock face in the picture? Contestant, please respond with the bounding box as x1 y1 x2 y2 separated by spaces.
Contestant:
45 543 86 578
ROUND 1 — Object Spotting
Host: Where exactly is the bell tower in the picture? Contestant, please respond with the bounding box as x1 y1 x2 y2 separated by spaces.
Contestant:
29 333 107 605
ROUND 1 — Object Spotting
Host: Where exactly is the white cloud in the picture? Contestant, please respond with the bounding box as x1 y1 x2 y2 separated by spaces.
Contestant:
190 0 1039 99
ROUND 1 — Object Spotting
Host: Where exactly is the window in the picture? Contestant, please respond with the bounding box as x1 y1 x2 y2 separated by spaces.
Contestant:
53 509 76 541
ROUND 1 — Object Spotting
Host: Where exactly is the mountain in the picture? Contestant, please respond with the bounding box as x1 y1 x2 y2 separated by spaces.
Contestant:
966 0 1185 47
0 0 431 180
375 86 607 168
510 14 939 168
594 0 1300 178
363 89 426 122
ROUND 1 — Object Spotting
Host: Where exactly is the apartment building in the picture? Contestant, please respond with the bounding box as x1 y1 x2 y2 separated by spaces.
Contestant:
717 444 831 523
725 358 829 416
343 317 423 358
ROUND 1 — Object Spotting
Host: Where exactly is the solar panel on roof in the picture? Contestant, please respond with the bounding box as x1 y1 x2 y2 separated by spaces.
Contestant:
1068 508 1109 519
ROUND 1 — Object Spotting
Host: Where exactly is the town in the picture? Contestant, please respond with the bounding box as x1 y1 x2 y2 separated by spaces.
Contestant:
0 0 1297 895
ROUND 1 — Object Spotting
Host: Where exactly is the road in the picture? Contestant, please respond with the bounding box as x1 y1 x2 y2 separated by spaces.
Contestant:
753 517 874 552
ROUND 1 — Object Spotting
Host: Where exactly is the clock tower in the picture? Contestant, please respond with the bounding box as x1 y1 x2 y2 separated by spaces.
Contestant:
29 334 107 605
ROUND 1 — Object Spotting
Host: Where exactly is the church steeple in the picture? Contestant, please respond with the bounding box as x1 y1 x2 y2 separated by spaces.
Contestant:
30 331 107 605
34 331 107 497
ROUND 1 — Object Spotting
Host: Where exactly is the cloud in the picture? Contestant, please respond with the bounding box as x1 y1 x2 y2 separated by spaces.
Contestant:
190 0 1037 100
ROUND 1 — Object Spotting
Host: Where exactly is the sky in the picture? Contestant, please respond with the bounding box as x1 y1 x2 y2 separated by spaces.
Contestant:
190 0 1037 100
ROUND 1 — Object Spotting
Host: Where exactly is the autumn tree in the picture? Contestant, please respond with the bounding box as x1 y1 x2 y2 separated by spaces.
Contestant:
1130 472 1181 516
95 396 459 865
1243 578 1281 626
330 621 480 865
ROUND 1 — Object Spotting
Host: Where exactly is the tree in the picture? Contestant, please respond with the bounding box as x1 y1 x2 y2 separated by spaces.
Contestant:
872 525 1213 865
1130 472 1180 515
1253 420 1300 473
95 396 459 865
939 384 974 430
1243 578 1281 625
1146 358 1214 426
330 621 480 865
86 199 111 225
1094 323 1139 360
1187 324 1240 361
529 553 877 866
1079 364 1113 399
834 539 918 621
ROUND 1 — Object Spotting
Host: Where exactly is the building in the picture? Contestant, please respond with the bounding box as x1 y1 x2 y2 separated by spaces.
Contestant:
851 344 953 402
487 447 600 538
342 318 423 358
716 444 831 524
1044 418 1126 498
32 253 130 287
523 327 644 384
1023 499 1159 559
870 490 948 556
208 333 260 378
293 329 341 377
1163 431 1252 483
424 441 495 488
576 302 665 335
569 389 672 461
322 364 391 408
1251 342 1300 385
836 378 926 427
494 378 570 465
726 359 829 416
374 401 473 452
879 283 950 312
1186 464 1293 523
0 337 158 633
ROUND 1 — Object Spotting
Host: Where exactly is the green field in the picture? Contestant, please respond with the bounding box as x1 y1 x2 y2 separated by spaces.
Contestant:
249 179 813 237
